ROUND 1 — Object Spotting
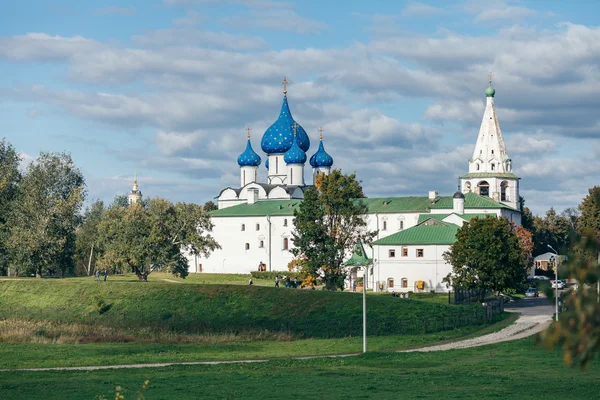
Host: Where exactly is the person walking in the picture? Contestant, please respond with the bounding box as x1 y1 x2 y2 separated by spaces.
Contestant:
275 275 279 288
95 270 100 282
286 276 291 288
293 277 298 288
103 269 108 282
353 280 357 292
249 278 253 286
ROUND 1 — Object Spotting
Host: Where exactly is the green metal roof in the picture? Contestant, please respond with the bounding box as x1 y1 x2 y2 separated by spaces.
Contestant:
460 172 520 179
210 200 301 217
429 192 516 211
417 212 494 224
372 223 459 246
210 192 516 217
343 241 372 266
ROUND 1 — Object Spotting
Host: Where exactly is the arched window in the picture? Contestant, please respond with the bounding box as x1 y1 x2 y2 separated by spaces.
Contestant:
491 150 494 155
283 238 289 250
476 163 480 171
241 224 245 231
464 181 472 192
259 240 264 248
256 223 260 231
500 181 509 202
283 219 288 227
245 243 250 250
387 278 394 289
478 181 490 197
401 278 408 288
399 220 404 230
276 157 279 174
491 163 495 171
382 220 387 231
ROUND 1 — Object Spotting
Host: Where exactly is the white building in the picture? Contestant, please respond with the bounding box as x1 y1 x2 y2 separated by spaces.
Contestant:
188 77 521 293
128 172 142 205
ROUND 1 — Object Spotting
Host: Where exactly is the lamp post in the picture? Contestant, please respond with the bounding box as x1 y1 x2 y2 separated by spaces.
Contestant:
362 265 367 353
547 244 559 322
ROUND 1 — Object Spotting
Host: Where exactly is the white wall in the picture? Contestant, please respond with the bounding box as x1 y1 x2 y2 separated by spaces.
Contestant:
371 244 452 293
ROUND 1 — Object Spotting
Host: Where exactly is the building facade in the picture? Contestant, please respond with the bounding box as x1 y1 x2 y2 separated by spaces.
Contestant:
188 78 521 293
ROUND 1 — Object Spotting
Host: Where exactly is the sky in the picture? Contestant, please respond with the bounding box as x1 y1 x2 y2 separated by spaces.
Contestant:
2 0 599 215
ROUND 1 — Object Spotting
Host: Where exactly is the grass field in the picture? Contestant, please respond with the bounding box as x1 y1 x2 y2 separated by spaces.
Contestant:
0 278 500 339
0 338 596 399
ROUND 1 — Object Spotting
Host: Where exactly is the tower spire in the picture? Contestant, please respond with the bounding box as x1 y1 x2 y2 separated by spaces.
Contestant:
318 126 324 140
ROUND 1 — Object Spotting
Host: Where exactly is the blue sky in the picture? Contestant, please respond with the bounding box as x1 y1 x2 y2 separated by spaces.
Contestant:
2 0 600 215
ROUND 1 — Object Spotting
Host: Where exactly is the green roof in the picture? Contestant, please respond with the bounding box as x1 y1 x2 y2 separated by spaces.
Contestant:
211 193 516 217
343 241 372 267
372 223 459 246
210 200 301 217
429 192 516 211
460 172 520 179
417 212 495 224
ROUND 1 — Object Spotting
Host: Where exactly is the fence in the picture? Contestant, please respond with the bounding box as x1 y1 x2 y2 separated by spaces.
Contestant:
0 303 504 339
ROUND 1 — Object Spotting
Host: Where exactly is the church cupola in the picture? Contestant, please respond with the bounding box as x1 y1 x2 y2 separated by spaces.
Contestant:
128 171 142 205
262 77 310 185
284 124 306 186
238 126 261 187
310 127 334 184
460 74 520 210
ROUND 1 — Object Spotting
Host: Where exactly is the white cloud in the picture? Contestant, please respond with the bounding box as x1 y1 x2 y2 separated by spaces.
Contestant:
131 29 269 51
221 9 327 35
94 6 136 16
475 6 536 22
402 2 446 17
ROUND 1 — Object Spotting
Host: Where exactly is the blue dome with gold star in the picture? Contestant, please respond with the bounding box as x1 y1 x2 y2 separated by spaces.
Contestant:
283 134 307 165
311 138 333 167
237 138 261 167
261 95 310 154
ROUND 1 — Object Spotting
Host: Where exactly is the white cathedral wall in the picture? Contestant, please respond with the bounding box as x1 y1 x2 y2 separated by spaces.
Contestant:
371 244 452 293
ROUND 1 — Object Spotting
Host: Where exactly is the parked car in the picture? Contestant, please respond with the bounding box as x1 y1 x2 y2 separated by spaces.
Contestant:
533 275 550 281
525 287 538 298
551 280 566 289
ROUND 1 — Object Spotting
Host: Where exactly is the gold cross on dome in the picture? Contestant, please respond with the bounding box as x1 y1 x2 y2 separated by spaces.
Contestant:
488 72 494 83
318 126 324 140
282 76 288 95
246 125 252 139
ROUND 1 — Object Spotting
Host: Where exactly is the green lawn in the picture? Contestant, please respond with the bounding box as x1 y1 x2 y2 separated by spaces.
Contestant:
0 279 500 338
0 338 596 399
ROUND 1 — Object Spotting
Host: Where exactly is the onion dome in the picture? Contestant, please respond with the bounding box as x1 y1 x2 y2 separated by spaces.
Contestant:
309 153 317 168
261 86 310 154
453 191 465 199
485 83 495 97
237 135 261 167
283 132 306 165
311 136 333 168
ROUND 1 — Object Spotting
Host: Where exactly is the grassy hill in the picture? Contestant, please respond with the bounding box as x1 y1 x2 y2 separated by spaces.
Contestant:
0 280 500 338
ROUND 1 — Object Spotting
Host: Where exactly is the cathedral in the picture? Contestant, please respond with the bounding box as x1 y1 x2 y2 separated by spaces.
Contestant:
186 76 522 293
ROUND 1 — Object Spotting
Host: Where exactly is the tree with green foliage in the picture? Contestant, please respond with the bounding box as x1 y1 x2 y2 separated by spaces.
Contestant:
519 196 535 233
577 187 600 239
75 200 105 275
8 152 85 277
0 139 21 275
532 207 575 256
203 200 217 212
96 197 219 281
291 170 376 290
443 216 527 301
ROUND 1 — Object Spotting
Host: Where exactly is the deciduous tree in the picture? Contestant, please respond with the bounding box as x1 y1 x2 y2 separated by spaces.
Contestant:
0 139 21 275
292 170 376 290
443 216 527 301
8 152 85 277
75 200 105 275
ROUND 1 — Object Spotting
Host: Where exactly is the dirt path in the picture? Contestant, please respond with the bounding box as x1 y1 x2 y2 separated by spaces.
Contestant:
162 279 183 284
0 298 554 372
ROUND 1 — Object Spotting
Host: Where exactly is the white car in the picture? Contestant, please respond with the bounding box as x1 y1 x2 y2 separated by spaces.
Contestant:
533 275 550 281
551 280 566 289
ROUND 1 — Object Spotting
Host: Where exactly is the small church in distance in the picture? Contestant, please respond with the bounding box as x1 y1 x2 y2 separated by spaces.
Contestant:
186 76 522 293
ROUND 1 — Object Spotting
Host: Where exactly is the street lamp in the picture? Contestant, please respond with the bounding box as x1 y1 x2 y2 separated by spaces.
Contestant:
547 244 559 322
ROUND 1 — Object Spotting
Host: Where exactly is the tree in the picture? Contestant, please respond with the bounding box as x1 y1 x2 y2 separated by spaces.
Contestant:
443 216 527 301
8 152 85 277
292 170 376 290
562 207 581 232
0 139 21 275
519 196 535 233
75 200 105 275
514 225 534 266
96 198 219 281
532 208 574 256
577 187 600 239
203 201 217 212
539 230 600 367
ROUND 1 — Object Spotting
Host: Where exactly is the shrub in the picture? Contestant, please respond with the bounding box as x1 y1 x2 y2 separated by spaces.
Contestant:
250 271 304 280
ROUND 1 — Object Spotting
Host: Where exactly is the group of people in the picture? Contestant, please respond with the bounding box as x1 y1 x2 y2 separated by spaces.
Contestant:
274 275 299 288
94 269 108 282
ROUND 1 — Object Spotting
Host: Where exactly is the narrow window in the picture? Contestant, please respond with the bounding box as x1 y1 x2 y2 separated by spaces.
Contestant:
243 170 246 186
387 278 394 289
401 278 408 288
416 249 424 258
400 221 404 230
476 163 480 171
283 238 289 250
382 221 387 231
241 224 245 231
389 249 396 258
259 240 264 248
491 163 495 171
290 168 293 184
276 157 279 174
283 219 288 227
401 247 408 257
245 243 250 250
256 223 260 231
491 150 494 155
